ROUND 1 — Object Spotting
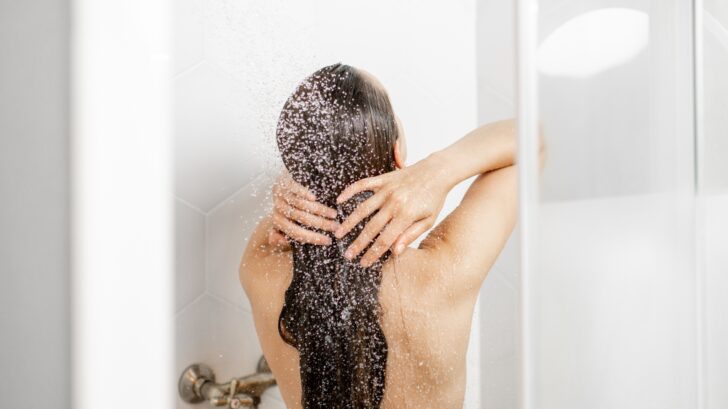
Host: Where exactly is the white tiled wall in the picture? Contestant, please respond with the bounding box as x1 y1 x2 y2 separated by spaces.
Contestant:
205 175 272 313
175 191 284 409
175 200 206 312
173 1 479 408
174 61 261 212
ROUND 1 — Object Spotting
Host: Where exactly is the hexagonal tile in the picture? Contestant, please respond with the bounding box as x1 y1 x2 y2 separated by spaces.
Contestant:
175 294 267 408
173 0 204 76
175 199 206 313
174 61 271 211
206 171 277 311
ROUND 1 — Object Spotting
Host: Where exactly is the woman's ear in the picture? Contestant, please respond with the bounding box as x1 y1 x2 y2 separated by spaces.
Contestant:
394 137 407 169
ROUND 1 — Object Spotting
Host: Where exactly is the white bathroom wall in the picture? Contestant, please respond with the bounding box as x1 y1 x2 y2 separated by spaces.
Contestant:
174 192 282 409
173 1 479 408
476 1 521 408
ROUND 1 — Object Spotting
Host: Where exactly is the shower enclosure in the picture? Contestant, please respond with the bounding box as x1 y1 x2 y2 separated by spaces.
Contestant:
516 0 727 408
41 0 725 409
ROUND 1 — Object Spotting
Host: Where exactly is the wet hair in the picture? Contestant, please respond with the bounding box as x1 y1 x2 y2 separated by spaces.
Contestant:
276 63 399 409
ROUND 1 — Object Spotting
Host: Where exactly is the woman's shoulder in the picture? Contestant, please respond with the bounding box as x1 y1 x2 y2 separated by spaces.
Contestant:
239 245 293 303
381 246 473 305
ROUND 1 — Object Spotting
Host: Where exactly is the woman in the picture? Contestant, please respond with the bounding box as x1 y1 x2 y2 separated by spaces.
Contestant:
240 63 534 408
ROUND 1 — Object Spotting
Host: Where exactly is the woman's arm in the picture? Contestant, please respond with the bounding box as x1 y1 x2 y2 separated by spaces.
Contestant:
429 118 518 191
335 118 543 269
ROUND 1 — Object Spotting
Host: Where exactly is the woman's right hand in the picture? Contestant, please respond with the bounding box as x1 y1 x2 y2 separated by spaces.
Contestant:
334 155 453 267
270 171 340 247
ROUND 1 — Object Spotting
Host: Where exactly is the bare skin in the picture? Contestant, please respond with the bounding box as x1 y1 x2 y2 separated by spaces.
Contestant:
239 117 544 408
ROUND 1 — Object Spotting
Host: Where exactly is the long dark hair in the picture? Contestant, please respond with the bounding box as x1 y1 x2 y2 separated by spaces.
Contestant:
275 63 399 408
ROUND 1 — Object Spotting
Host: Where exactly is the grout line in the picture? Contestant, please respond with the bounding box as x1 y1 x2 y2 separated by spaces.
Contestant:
174 291 208 317
172 59 206 81
206 290 253 315
495 268 519 292
479 78 516 108
206 171 269 216
175 195 209 216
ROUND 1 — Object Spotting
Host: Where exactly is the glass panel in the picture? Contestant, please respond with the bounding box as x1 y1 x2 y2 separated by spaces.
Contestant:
701 1 728 408
702 0 728 193
531 1 697 407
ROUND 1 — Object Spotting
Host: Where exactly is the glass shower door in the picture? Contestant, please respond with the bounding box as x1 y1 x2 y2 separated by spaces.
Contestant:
521 1 699 408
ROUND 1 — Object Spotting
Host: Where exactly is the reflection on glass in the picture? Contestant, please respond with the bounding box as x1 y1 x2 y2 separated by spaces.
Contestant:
702 5 728 192
538 8 649 78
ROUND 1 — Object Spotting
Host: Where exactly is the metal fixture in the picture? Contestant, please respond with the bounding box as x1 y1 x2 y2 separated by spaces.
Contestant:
179 356 276 408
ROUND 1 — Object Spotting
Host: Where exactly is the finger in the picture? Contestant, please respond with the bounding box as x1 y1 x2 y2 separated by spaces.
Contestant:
285 178 317 201
272 210 332 245
268 229 290 247
287 195 338 219
272 172 290 197
275 198 339 232
336 175 386 204
391 218 434 255
275 173 317 201
344 210 392 260
359 218 411 267
335 193 388 238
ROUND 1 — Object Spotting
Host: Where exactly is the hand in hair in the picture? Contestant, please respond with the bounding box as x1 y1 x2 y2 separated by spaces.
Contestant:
334 158 451 267
335 118 526 268
269 171 340 247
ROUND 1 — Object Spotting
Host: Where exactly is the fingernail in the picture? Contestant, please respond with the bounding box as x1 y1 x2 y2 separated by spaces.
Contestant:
344 248 354 259
395 243 405 254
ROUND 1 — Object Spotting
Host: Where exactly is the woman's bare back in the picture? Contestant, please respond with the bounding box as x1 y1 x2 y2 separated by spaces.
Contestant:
241 120 523 408
243 244 480 409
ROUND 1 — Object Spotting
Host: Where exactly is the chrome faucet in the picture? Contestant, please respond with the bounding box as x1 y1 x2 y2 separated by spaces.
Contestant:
179 356 276 408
